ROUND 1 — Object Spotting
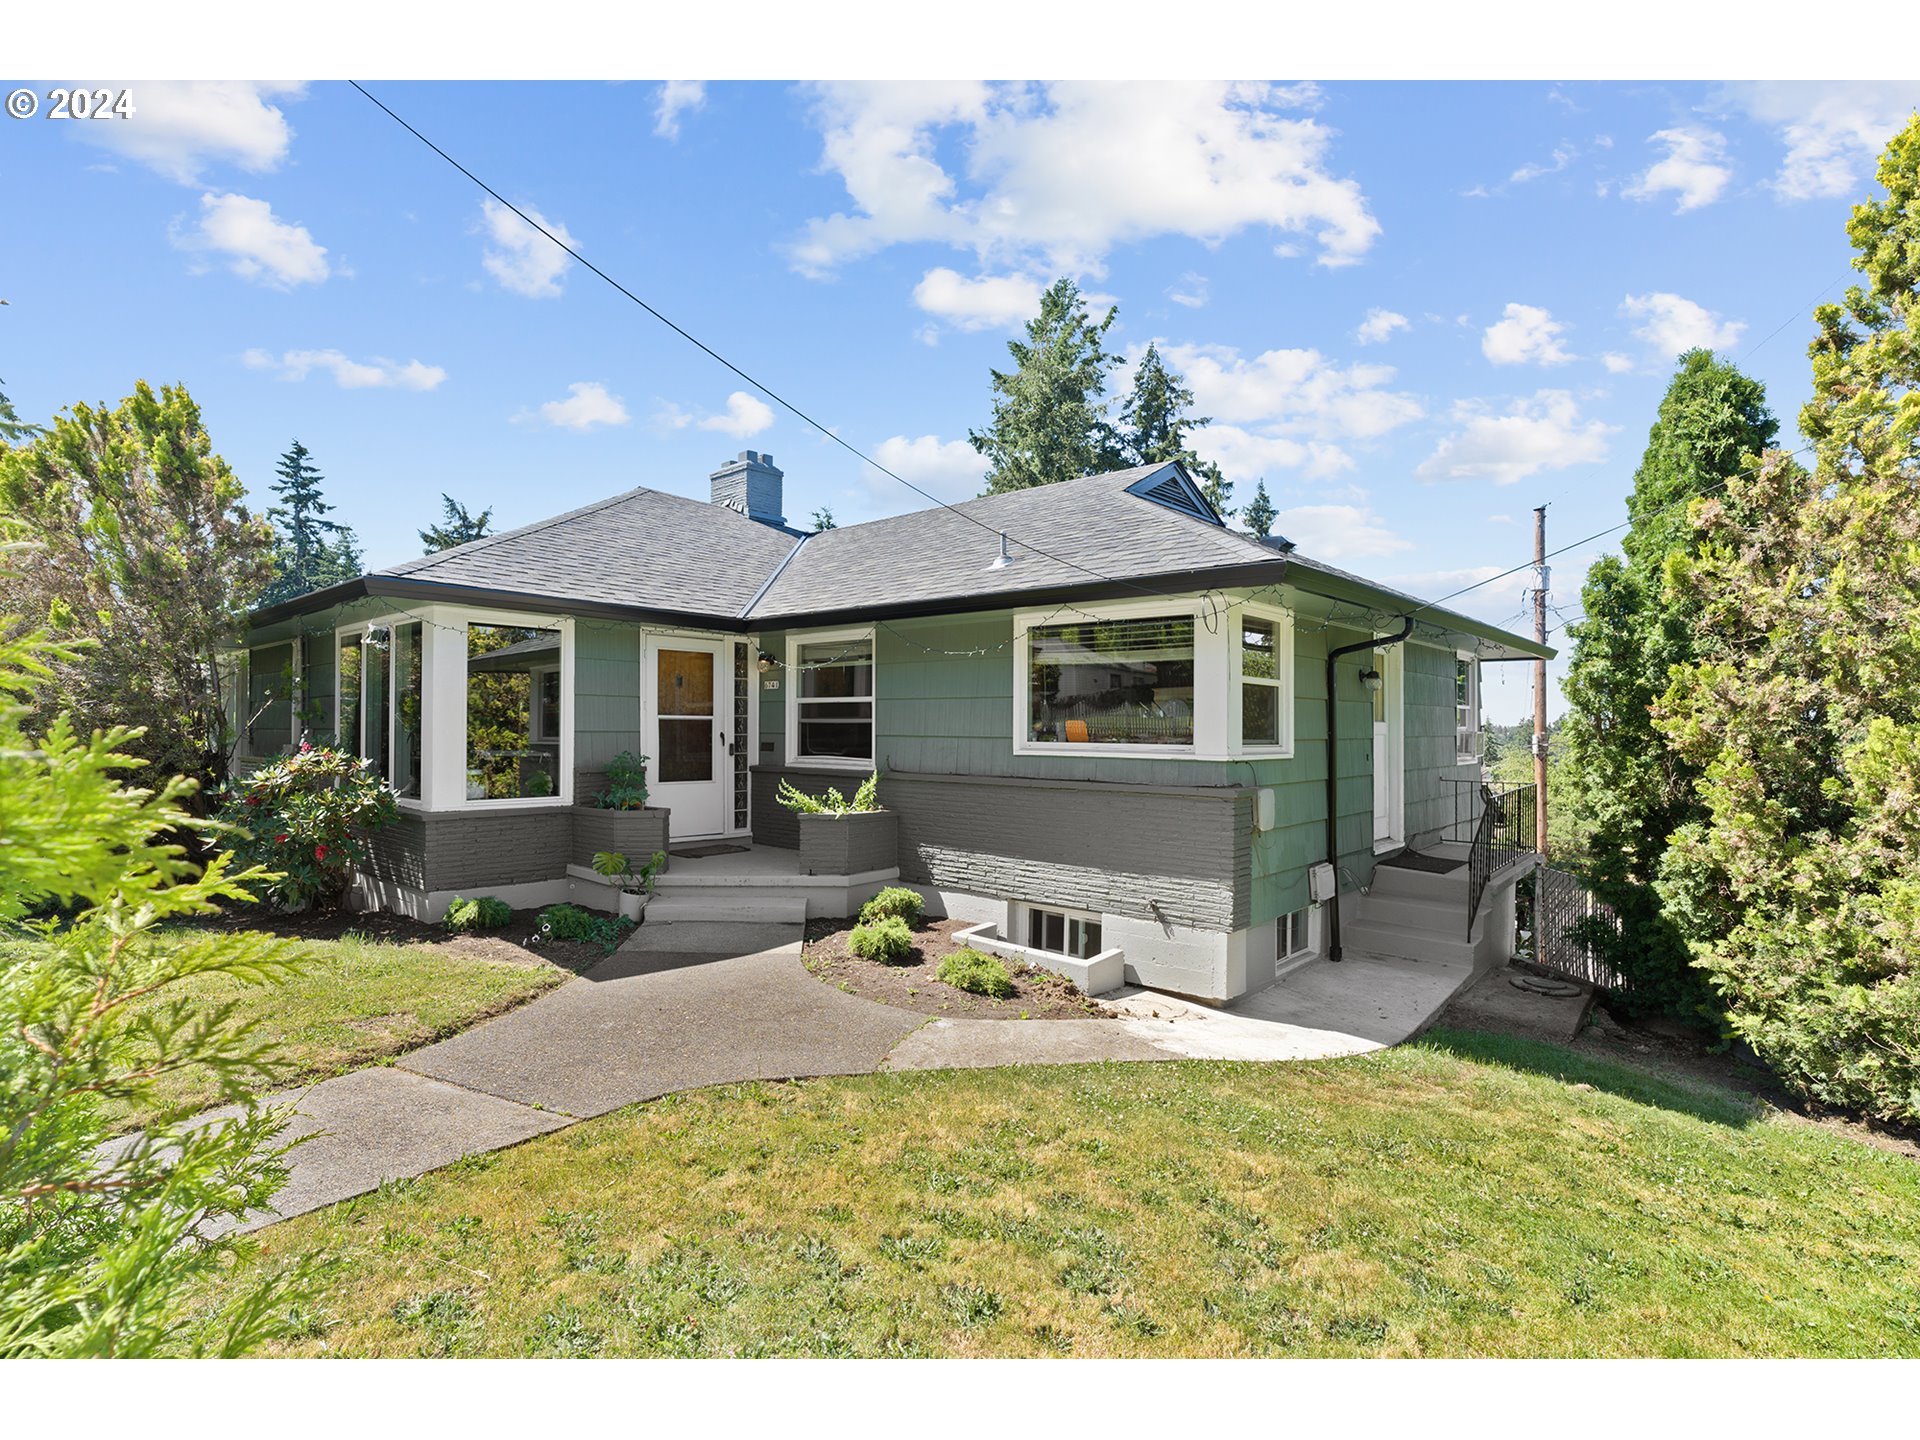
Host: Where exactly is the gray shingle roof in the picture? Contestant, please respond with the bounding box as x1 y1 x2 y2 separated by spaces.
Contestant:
747 465 1280 620
380 487 801 617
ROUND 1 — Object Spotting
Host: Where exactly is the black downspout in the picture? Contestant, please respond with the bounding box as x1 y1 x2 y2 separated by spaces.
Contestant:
1324 614 1414 962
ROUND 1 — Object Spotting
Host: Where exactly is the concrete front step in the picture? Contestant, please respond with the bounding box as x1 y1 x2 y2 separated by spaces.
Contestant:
1368 865 1471 904
1339 916 1478 965
646 895 809 925
1355 892 1474 936
620 919 803 954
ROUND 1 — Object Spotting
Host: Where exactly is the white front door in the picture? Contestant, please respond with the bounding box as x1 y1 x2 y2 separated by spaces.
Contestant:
648 638 728 839
1371 642 1403 849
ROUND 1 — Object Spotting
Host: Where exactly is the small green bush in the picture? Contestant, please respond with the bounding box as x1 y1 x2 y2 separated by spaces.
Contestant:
859 886 924 926
536 903 623 950
848 915 914 964
445 895 513 933
776 771 883 816
937 948 1016 998
594 751 650 810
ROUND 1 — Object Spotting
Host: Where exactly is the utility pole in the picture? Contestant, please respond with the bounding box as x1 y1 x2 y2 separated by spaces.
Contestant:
1532 505 1549 859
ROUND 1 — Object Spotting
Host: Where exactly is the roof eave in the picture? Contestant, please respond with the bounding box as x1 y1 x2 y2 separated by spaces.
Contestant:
243 574 752 635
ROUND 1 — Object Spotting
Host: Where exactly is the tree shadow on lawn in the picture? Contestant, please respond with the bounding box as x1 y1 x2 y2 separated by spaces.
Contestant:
1415 1025 1770 1130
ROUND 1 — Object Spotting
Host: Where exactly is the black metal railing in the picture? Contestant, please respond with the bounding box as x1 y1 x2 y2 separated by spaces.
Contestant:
1441 776 1537 939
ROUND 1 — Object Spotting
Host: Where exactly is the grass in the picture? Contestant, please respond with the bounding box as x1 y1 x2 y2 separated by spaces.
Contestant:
182 1029 1920 1357
1 928 567 1131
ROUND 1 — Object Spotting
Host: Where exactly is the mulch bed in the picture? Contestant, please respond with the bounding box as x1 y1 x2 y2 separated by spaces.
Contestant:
186 904 622 977
802 914 1113 1021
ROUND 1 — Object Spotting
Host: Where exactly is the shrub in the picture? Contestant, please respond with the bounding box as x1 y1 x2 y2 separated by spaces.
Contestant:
937 948 1016 998
591 849 669 894
848 915 914 964
859 886 924 926
445 896 513 933
594 751 650 810
218 743 399 910
535 904 630 953
776 772 883 816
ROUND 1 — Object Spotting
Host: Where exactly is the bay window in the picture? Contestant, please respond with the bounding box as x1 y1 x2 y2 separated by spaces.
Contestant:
244 642 294 755
465 623 562 800
787 629 874 767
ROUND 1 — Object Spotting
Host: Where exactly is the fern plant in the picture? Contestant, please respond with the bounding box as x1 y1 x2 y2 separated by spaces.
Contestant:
776 772 883 816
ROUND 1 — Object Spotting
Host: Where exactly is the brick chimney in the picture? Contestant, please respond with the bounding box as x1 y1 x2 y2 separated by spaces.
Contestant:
708 450 786 529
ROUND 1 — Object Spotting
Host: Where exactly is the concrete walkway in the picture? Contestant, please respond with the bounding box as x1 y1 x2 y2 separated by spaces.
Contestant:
201 930 1478 1233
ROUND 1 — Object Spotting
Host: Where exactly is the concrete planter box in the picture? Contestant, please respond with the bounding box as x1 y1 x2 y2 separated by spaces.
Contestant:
797 810 898 876
571 805 670 873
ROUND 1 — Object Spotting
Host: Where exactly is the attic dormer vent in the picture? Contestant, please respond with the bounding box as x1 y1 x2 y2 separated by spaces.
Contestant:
1125 466 1221 525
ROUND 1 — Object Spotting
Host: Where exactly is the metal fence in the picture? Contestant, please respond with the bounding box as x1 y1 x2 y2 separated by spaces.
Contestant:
1442 777 1537 941
1524 865 1625 990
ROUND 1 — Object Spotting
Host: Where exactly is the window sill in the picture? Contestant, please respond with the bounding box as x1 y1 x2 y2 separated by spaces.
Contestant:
782 756 876 773
1232 745 1296 761
1013 742 1201 760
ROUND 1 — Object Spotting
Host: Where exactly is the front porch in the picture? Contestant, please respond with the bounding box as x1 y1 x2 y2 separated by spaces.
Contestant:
645 841 900 924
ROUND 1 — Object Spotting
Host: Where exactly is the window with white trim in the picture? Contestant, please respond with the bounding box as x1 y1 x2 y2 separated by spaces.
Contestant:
787 629 874 767
1235 606 1294 754
1455 655 1481 762
244 642 294 755
1278 907 1313 960
465 623 561 801
1024 904 1104 960
1025 613 1196 749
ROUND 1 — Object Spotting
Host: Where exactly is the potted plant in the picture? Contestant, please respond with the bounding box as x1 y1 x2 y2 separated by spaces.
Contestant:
591 848 668 921
572 750 670 871
777 772 897 876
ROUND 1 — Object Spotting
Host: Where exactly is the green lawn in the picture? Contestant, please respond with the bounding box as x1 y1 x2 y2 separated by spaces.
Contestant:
2 928 568 1131
184 1031 1920 1357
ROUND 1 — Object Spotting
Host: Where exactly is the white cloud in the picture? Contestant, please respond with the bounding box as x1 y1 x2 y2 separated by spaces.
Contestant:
1719 81 1920 200
517 381 630 431
1267 501 1411 561
1167 272 1210 309
243 348 444 391
654 80 706 140
1621 292 1745 357
1622 127 1732 212
790 81 1379 277
1416 390 1615 487
1481 302 1574 367
911 268 1044 331
664 390 777 438
1600 351 1635 374
478 197 576 298
1510 145 1574 184
176 192 329 287
70 80 303 184
1195 426 1354 484
1160 342 1424 461
1354 308 1409 345
869 434 990 504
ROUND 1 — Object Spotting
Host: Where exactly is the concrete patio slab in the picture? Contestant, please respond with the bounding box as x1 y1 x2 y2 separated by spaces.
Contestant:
397 942 921 1117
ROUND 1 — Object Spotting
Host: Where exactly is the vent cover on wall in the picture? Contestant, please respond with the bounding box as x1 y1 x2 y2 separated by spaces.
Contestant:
1124 466 1222 525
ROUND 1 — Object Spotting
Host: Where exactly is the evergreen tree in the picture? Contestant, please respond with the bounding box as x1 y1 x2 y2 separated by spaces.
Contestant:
0 377 40 446
1559 350 1776 1017
419 494 494 553
811 505 836 531
1655 115 1920 1121
261 440 360 605
968 278 1127 493
1242 479 1276 538
1117 342 1231 515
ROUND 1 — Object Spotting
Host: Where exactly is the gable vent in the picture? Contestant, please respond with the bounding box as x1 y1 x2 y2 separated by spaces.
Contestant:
1125 467 1222 525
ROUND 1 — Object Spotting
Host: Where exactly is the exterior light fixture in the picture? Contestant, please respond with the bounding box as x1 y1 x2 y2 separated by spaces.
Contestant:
756 649 775 673
987 532 1014 571
1359 666 1384 693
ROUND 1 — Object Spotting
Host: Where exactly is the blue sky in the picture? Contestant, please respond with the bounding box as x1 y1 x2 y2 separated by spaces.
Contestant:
5 78 1918 719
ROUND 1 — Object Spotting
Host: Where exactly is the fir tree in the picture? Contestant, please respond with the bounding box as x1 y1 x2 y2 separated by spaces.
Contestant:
968 278 1127 492
0 377 40 446
261 441 359 605
1118 342 1231 516
419 494 494 553
1242 479 1276 538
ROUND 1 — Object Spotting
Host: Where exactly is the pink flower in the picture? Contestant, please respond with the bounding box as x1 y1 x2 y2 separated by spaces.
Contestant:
275 833 289 844
314 844 329 861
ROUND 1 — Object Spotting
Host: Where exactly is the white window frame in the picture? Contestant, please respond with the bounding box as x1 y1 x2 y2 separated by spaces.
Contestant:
1019 901 1106 960
1278 907 1314 960
1230 602 1295 758
332 614 430 811
529 664 563 744
1013 596 1229 760
1455 651 1482 764
783 625 876 772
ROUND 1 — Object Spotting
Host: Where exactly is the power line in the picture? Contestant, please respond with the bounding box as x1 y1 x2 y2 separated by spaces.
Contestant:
348 80 1237 622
